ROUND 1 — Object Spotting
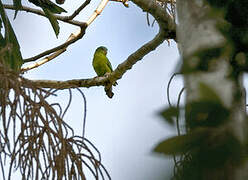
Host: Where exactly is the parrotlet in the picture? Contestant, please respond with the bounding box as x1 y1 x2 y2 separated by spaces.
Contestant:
92 46 117 98
93 46 114 76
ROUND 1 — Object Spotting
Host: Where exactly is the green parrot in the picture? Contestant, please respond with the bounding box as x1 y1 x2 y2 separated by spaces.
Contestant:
92 46 117 98
92 46 114 76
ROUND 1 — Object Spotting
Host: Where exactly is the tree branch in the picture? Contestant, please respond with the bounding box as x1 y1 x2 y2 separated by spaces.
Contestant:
86 0 109 26
110 27 166 81
21 49 67 71
3 4 83 27
22 28 86 63
21 0 109 72
24 0 175 92
131 0 176 40
23 76 107 89
26 26 166 89
64 0 91 20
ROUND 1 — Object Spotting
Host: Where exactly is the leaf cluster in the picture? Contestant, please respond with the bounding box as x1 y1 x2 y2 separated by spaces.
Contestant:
0 0 23 72
155 1 248 179
206 0 248 76
177 0 248 78
0 0 68 72
156 82 245 179
15 0 67 36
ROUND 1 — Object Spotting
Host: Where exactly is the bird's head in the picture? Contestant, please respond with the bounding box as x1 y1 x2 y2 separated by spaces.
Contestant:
95 46 108 55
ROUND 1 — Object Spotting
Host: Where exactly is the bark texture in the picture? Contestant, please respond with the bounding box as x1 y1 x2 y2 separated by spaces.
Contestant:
177 0 248 179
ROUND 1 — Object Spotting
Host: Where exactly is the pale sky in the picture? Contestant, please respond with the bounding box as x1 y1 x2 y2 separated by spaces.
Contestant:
5 0 183 179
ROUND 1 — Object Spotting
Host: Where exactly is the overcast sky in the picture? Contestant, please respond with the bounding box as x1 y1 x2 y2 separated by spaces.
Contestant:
5 0 183 179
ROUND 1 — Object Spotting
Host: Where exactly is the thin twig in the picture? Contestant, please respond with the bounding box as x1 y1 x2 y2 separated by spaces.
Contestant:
167 73 179 107
0 64 111 179
146 13 150 26
22 49 67 72
75 88 87 139
65 0 91 20
109 0 129 7
176 87 185 136
86 0 109 26
3 4 83 27
21 29 85 66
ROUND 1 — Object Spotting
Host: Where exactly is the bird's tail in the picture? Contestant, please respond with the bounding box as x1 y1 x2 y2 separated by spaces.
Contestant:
104 86 114 98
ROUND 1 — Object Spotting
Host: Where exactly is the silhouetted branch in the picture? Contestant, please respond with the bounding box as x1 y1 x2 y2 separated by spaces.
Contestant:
3 4 83 26
64 0 91 20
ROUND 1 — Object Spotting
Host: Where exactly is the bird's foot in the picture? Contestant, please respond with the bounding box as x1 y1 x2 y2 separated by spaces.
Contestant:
104 73 118 86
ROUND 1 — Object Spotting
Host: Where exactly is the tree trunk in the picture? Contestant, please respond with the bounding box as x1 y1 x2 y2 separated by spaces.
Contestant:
177 0 248 179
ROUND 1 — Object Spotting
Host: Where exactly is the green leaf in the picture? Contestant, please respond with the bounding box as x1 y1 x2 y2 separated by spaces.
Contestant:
154 128 210 155
198 131 243 168
13 0 22 19
159 106 179 125
0 17 2 30
180 47 224 74
0 1 23 71
180 56 201 74
198 82 222 103
28 0 67 14
43 8 60 37
186 101 230 128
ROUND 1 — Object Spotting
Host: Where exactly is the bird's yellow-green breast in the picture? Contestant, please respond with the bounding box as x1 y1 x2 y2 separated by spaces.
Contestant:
92 46 113 76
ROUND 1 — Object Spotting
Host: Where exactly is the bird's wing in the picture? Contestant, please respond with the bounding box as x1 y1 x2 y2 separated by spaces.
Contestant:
106 57 113 72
